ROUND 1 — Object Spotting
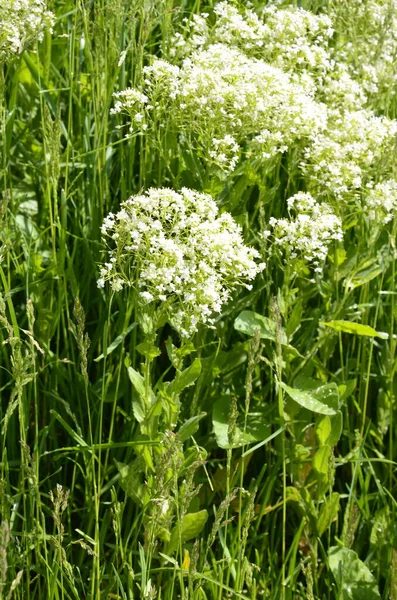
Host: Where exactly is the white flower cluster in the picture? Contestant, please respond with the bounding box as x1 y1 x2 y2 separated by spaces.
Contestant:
364 180 397 225
169 14 209 59
330 0 397 99
98 188 264 337
212 3 333 78
170 2 333 87
267 192 343 272
208 135 240 173
112 43 327 170
303 109 397 198
320 65 368 111
0 0 54 61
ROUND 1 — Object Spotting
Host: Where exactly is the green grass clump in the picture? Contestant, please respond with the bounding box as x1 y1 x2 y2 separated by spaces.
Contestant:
1 1 397 599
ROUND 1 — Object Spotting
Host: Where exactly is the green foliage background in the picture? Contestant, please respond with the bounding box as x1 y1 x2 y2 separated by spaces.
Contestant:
0 1 397 599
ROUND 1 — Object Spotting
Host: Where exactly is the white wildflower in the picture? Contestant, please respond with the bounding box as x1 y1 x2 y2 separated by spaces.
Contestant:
268 192 343 270
0 0 54 61
110 89 149 116
112 44 327 171
329 0 397 100
303 109 397 198
364 179 397 224
99 188 264 337
213 2 333 78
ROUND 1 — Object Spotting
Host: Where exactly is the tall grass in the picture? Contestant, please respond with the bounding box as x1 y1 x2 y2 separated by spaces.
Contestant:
1 1 397 599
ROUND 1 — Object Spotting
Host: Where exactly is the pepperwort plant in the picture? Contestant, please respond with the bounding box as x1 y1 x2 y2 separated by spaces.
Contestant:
0 0 54 62
97 186 264 575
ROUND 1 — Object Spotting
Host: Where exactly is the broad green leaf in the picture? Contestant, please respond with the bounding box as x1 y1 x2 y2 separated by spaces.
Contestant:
234 310 283 342
308 383 340 412
293 374 322 391
321 320 388 339
115 460 149 505
286 487 318 525
131 395 146 424
145 398 163 422
127 366 156 421
316 412 343 447
339 379 357 403
166 338 195 368
317 492 340 536
328 546 381 599
181 445 207 473
177 412 206 442
168 358 201 397
214 343 248 375
286 486 302 504
168 510 208 555
344 258 383 290
212 396 270 449
280 383 337 415
95 323 137 361
286 299 303 338
127 366 156 403
136 340 161 359
312 444 331 483
328 411 343 446
127 366 146 398
370 508 390 549
328 247 347 267
316 415 331 447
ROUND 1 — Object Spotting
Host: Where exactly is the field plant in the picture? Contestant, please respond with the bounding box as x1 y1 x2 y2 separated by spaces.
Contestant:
1 0 397 598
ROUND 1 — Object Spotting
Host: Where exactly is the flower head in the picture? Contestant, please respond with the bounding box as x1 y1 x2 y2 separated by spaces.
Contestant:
267 192 343 272
112 43 327 171
0 0 54 61
99 188 264 337
364 179 397 225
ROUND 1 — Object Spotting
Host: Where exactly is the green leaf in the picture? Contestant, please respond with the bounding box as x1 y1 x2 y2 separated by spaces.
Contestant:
286 299 303 338
127 366 156 422
312 444 331 483
168 510 208 555
339 379 357 403
115 460 149 505
370 507 390 550
286 486 302 504
293 375 322 391
328 546 381 599
95 323 137 361
280 383 338 415
317 493 340 536
131 397 145 423
316 412 343 447
321 320 388 339
136 340 161 359
166 338 195 368
168 358 201 397
214 343 248 376
234 310 284 342
212 396 270 449
311 384 340 411
344 258 383 290
177 412 206 442
329 247 347 267
127 366 146 398
316 415 331 446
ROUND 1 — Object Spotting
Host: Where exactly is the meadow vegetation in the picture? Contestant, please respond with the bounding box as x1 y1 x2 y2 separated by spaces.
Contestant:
1 0 397 598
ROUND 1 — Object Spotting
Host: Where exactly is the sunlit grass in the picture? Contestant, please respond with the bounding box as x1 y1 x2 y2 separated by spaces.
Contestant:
1 1 397 599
